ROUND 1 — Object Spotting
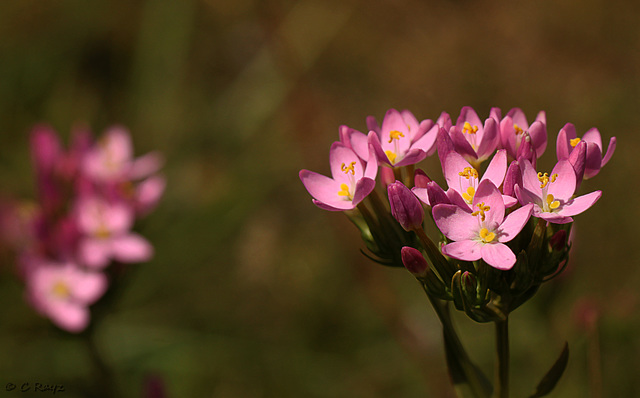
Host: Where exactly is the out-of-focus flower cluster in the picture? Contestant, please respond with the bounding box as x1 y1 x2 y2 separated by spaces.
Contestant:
0 126 164 332
300 106 615 321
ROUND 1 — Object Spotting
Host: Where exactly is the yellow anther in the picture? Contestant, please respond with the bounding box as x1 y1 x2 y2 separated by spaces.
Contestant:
462 122 479 135
458 167 479 179
538 172 550 188
514 124 524 135
341 161 356 175
388 130 405 143
384 150 397 164
479 228 496 243
337 183 352 200
95 224 111 239
471 202 491 221
51 281 71 299
546 194 560 210
550 173 558 183
462 186 475 203
570 138 581 147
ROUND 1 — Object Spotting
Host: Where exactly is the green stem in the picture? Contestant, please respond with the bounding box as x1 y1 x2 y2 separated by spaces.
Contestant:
494 318 509 398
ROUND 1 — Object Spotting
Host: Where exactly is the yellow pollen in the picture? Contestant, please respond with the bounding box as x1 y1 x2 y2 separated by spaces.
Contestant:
458 167 479 179
462 186 475 203
95 224 111 239
538 172 550 188
51 281 71 299
546 194 560 210
337 183 352 199
479 228 496 243
388 130 405 143
462 122 479 135
384 150 397 164
514 124 524 135
570 138 581 147
471 202 491 221
341 161 356 175
551 173 558 183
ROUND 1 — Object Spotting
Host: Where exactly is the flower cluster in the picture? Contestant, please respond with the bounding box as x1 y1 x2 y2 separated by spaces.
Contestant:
1 126 164 332
300 106 615 320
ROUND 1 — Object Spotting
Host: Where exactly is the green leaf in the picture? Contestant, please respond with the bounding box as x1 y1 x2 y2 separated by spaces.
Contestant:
529 342 569 398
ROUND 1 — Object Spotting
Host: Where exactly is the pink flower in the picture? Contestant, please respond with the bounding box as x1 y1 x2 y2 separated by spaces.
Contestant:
26 259 107 332
299 142 377 211
556 123 616 179
368 109 438 167
498 108 547 160
433 180 533 270
76 197 153 268
83 127 163 183
446 106 500 166
514 159 602 224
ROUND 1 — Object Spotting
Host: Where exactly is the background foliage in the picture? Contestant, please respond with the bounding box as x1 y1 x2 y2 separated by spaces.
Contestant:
0 0 637 396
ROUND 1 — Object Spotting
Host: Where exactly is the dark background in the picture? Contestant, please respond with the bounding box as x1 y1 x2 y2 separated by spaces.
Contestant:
0 0 637 397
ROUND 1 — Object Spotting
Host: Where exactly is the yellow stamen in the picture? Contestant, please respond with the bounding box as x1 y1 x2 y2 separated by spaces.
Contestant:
384 150 397 164
51 281 71 299
337 183 352 200
388 130 405 143
462 122 478 135
458 167 479 179
570 138 581 147
471 202 491 221
479 228 496 243
538 172 550 188
341 161 356 175
462 186 475 203
514 124 524 135
550 173 558 183
546 194 560 210
95 224 111 239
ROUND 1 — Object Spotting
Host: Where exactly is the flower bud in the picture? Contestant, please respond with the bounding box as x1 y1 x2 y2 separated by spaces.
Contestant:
387 180 424 231
380 166 395 188
503 160 521 198
401 246 429 276
413 169 432 188
517 132 537 167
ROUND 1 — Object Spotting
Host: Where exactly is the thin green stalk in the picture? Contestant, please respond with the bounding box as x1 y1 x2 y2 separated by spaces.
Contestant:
494 318 510 398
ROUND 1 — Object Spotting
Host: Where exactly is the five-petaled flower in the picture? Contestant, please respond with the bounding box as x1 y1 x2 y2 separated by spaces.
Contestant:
433 180 533 270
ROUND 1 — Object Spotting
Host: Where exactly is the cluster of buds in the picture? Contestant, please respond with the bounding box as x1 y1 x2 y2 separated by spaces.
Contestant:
1 126 164 332
300 106 615 321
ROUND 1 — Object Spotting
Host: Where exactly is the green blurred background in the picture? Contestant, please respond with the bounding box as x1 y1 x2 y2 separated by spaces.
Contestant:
0 0 637 397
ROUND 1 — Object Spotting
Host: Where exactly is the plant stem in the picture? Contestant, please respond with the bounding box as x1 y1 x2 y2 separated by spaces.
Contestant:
494 318 509 398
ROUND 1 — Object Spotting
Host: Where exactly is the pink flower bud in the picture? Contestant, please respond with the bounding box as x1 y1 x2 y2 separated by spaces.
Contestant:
380 167 395 188
413 169 432 188
388 181 424 231
401 246 429 276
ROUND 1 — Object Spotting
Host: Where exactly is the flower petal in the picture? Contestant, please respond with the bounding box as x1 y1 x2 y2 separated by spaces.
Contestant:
556 190 602 217
481 149 507 188
432 204 477 241
472 180 505 227
442 240 483 262
498 204 533 243
481 243 516 270
548 160 577 201
111 233 154 263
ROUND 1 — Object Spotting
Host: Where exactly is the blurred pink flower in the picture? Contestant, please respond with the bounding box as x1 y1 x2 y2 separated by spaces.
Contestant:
433 180 533 270
76 197 153 268
26 259 107 332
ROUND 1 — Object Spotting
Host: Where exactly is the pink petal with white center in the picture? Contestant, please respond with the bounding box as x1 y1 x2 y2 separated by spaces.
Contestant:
442 240 483 262
476 118 500 161
556 191 602 217
71 271 108 304
482 149 507 188
481 243 516 270
472 180 505 228
111 233 154 264
47 300 90 333
497 204 533 243
548 160 576 201
77 238 112 269
432 204 478 241
130 152 164 180
329 143 363 182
